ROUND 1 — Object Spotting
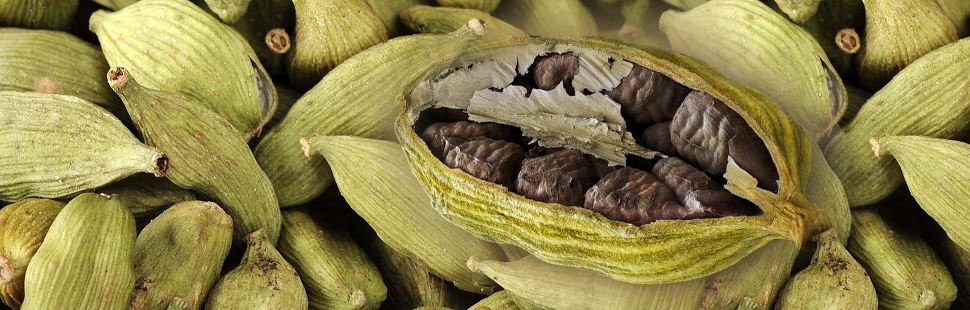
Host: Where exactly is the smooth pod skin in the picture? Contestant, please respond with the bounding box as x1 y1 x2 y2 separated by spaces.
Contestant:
0 199 64 309
0 0 78 30
774 230 877 310
205 229 308 310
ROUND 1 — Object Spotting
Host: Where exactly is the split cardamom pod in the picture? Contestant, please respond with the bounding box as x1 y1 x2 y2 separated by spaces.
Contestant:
98 174 197 221
21 193 136 310
468 291 519 310
493 0 598 37
108 67 281 245
89 0 277 140
205 229 308 310
0 91 167 202
660 0 847 141
129 201 233 310
286 0 388 90
434 0 500 12
774 229 877 310
937 0 970 36
0 0 78 30
0 199 64 309
254 19 487 207
202 0 251 23
278 209 387 310
400 5 527 45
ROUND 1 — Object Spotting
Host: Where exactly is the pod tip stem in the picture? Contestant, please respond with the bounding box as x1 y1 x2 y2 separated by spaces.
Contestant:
266 28 291 54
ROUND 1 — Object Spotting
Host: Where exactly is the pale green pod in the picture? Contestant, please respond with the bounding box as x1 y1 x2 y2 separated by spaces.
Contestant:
287 0 388 90
301 135 507 294
923 219 970 308
264 83 302 131
223 0 295 78
615 0 652 44
99 174 197 220
205 229 308 310
254 20 487 207
0 91 167 202
400 5 527 45
823 38 970 207
660 0 847 141
847 207 957 310
435 0 500 12
363 0 433 37
937 0 970 36
108 67 281 245
801 0 864 76
468 291 518 310
856 0 958 91
21 193 136 310
837 84 871 127
204 0 251 23
493 0 598 37
278 209 387 310
804 141 850 244
129 201 232 310
0 0 78 30
0 28 120 109
660 0 708 10
92 0 139 10
773 0 820 23
89 0 277 140
0 199 64 310
774 229 877 310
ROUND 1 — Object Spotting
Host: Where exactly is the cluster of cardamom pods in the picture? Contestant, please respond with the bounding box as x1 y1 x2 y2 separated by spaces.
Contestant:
0 0 968 309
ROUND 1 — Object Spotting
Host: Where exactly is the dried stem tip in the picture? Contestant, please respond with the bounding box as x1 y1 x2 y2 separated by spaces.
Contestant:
836 28 861 54
265 28 291 54
467 18 489 37
106 67 130 89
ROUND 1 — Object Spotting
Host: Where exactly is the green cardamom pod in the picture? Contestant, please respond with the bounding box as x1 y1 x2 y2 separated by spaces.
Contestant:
363 0 432 37
937 0 970 36
659 0 708 10
0 199 64 309
468 291 519 310
804 142 851 244
801 0 864 77
92 0 138 10
254 20 487 207
614 0 652 44
203 0 251 23
221 0 295 78
660 0 847 141
205 229 308 310
435 0 500 12
278 209 387 310
287 0 388 90
856 0 958 91
128 201 232 310
263 83 301 132
823 38 970 207
773 0 821 23
493 0 598 37
0 0 78 30
774 229 877 310
847 206 957 310
301 135 507 294
98 174 196 221
400 5 527 45
21 193 136 310
108 67 281 245
923 216 970 309
836 84 871 127
89 0 277 140
0 91 167 202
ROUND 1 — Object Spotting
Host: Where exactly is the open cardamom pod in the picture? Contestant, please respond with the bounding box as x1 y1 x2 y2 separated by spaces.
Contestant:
363 0 432 37
937 0 970 36
435 0 500 12
254 19 487 207
21 193 136 310
89 0 277 140
98 174 197 221
0 0 78 30
205 229 308 310
774 229 877 310
400 5 527 45
660 0 847 141
0 91 167 202
129 201 232 310
493 0 598 37
0 199 64 310
108 67 281 245
203 0 251 23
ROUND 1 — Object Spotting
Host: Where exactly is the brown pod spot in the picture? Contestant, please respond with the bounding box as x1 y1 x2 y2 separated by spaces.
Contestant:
582 167 686 225
533 53 580 90
606 64 691 126
640 121 677 155
421 121 521 158
445 138 526 188
651 157 751 217
515 149 597 206
669 91 778 191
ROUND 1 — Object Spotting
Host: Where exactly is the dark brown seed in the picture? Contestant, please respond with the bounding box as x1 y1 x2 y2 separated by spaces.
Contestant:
445 138 526 188
586 155 616 178
421 121 521 158
582 167 686 225
533 53 580 90
651 157 751 217
606 64 691 126
669 91 778 192
515 149 597 206
640 121 677 155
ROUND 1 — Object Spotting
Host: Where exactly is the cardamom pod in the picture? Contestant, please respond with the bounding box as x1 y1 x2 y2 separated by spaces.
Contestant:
856 0 958 91
301 135 507 294
937 0 970 36
923 215 970 309
363 0 432 37
435 0 500 12
89 0 277 140
205 229 308 310
286 0 388 90
21 193 136 310
614 0 652 44
773 0 821 23
0 199 64 309
774 229 877 310
493 0 598 37
203 0 251 23
221 0 295 78
836 84 871 127
0 0 78 30
0 91 167 202
468 291 519 310
254 20 487 207
801 0 864 77
823 38 970 207
278 209 387 310
400 5 527 45
92 0 138 10
263 83 301 131
108 67 281 245
98 174 196 221
804 142 850 244
128 201 232 310
660 0 847 141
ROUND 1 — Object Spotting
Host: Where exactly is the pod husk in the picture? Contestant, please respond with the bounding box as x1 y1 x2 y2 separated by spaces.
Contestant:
937 0 970 36
0 91 167 202
774 229 877 310
363 0 433 37
400 5 527 45
493 0 598 37
468 291 518 310
205 229 308 310
98 174 196 221
435 0 500 12
253 20 487 207
0 0 78 30
129 201 232 310
0 199 64 309
21 193 136 310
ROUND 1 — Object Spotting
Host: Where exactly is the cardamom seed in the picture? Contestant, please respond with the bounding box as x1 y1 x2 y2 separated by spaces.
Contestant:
0 199 64 309
205 229 308 310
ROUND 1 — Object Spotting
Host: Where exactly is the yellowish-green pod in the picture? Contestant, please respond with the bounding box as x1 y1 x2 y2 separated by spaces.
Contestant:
924 219 970 308
804 142 851 244
847 207 957 310
92 0 139 10
614 0 652 44
801 0 864 76
837 84 871 127
205 229 308 310
21 193 136 310
774 229 877 310
254 20 487 207
660 0 847 141
659 0 708 10
468 291 518 310
773 0 821 23
0 0 78 30
108 67 281 245
287 0 388 90
204 0 252 23
937 0 970 36
363 0 432 37
823 38 970 207
856 0 958 91
435 0 500 12
128 201 232 310
0 91 167 202
301 135 507 294
400 5 527 45
493 0 597 37
0 28 120 110
264 83 301 131
278 209 387 310
0 199 64 310
89 0 277 140
98 174 196 220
